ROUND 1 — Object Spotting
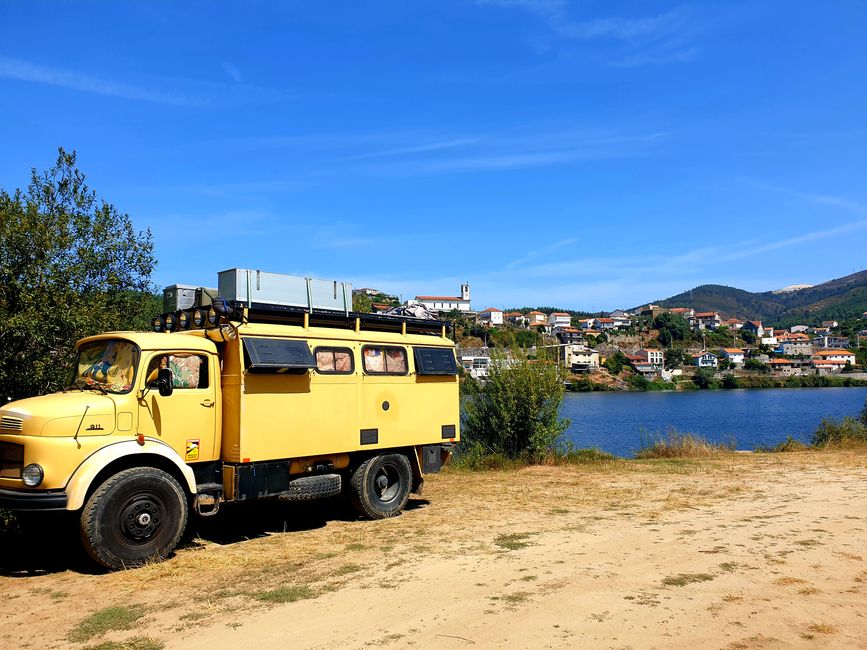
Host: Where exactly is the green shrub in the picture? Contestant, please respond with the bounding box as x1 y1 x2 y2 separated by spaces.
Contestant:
811 417 867 447
461 348 570 461
627 373 649 390
861 397 867 426
722 374 738 389
755 435 809 453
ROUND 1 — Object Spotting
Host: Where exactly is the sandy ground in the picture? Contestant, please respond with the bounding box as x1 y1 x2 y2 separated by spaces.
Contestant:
2 450 867 649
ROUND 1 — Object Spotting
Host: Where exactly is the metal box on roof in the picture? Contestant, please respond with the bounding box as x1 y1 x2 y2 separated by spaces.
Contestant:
163 284 198 312
217 269 353 312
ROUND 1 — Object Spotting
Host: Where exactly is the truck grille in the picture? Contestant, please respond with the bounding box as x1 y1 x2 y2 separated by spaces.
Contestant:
0 442 23 478
0 416 23 432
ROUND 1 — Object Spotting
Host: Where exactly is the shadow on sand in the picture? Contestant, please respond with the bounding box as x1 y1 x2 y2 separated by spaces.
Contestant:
0 496 430 577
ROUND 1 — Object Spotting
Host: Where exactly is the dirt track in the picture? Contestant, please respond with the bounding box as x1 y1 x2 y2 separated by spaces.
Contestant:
2 450 867 649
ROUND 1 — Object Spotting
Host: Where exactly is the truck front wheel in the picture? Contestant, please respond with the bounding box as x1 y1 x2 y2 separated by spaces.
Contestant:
80 467 189 570
348 454 412 519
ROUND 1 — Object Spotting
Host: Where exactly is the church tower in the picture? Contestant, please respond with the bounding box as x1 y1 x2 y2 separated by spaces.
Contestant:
461 283 470 301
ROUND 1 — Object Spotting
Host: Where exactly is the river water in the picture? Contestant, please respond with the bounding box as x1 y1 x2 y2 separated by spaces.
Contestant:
560 387 867 458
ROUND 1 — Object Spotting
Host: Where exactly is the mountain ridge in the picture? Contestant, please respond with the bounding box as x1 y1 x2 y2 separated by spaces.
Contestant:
646 270 867 326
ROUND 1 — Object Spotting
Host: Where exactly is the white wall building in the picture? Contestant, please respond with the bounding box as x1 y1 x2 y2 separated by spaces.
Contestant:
479 307 504 326
411 283 471 312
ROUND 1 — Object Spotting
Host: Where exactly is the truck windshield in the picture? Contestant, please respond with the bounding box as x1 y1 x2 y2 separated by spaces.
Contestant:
72 340 140 394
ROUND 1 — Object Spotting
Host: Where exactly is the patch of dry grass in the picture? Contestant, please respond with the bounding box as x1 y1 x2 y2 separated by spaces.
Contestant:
635 430 735 459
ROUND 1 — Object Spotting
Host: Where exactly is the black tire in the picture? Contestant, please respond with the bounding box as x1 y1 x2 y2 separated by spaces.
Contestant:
80 467 188 570
279 474 342 502
348 454 412 519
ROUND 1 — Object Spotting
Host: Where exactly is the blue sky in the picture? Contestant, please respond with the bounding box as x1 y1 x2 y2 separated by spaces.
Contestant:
2 1 866 311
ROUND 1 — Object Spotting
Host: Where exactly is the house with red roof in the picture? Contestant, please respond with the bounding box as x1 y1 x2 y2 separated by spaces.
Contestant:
478 307 503 327
410 283 471 313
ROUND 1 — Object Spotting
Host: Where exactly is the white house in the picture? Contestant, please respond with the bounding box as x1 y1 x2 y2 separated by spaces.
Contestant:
693 312 722 330
821 320 839 329
669 307 695 319
411 283 471 312
478 307 503 327
813 349 856 365
563 345 600 372
635 348 664 370
459 347 491 380
720 348 745 365
813 335 850 349
594 317 620 330
790 325 810 334
527 310 547 325
547 312 571 331
692 352 719 368
504 311 528 326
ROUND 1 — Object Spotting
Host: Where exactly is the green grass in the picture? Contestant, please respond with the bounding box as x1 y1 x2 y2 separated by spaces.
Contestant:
494 532 534 551
68 606 145 643
253 585 315 604
84 638 164 650
662 573 715 587
755 436 809 453
330 563 363 577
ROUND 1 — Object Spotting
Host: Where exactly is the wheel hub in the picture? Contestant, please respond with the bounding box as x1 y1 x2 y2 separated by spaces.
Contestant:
120 496 162 541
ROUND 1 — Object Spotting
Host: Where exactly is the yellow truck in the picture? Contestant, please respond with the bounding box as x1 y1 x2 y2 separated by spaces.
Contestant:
0 271 459 569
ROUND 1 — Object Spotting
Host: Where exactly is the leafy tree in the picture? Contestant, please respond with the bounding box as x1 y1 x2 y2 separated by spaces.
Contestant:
604 351 629 374
693 367 715 389
0 148 156 400
744 359 769 374
352 292 373 313
653 312 691 346
722 374 738 389
665 348 691 370
627 373 649 390
461 348 570 460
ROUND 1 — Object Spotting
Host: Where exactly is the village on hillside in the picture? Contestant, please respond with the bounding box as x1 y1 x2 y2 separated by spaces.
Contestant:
353 283 867 389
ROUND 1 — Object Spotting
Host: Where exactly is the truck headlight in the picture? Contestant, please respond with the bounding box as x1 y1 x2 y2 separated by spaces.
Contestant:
22 464 44 487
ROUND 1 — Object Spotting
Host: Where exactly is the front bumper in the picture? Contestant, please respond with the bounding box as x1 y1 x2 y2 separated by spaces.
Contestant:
0 487 68 512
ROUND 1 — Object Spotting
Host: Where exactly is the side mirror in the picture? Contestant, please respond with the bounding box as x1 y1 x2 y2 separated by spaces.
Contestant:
157 367 174 397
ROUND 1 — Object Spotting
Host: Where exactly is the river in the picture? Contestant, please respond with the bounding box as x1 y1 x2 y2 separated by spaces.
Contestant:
560 387 867 458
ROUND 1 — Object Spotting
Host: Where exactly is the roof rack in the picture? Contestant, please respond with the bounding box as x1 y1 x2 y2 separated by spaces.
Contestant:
234 301 450 336
151 300 451 337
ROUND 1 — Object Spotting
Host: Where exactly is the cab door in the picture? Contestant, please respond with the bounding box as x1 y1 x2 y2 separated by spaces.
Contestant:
137 351 218 463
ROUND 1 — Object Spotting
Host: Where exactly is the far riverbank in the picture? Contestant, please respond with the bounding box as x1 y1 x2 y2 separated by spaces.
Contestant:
568 372 867 392
560 386 867 457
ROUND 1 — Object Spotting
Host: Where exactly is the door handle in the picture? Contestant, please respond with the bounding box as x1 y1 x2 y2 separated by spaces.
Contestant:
200 399 215 408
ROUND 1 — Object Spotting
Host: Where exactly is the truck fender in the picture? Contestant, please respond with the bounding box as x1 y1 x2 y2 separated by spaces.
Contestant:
64 439 197 511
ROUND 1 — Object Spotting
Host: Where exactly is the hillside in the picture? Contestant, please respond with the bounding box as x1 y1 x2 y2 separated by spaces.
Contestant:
651 270 867 325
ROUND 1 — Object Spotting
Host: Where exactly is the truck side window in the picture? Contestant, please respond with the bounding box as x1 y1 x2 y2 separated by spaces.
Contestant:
362 346 407 375
314 347 354 374
146 354 209 389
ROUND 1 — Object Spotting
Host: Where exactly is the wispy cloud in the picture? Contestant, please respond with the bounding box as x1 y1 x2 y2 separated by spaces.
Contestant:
361 129 667 176
506 238 579 269
222 62 242 83
340 138 480 161
479 2 698 67
746 180 867 216
0 56 209 106
0 56 292 107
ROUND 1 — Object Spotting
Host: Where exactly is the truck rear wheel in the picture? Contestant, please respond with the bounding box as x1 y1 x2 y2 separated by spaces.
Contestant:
80 467 188 570
348 454 412 519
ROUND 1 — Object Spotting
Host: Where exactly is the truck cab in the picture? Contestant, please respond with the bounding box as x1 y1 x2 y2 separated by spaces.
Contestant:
0 271 459 569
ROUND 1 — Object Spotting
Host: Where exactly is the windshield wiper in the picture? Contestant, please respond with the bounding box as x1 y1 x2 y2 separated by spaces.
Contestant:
69 379 108 394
